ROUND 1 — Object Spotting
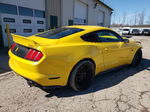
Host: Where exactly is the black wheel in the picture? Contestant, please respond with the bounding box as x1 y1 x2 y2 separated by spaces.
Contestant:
69 61 95 91
131 49 142 66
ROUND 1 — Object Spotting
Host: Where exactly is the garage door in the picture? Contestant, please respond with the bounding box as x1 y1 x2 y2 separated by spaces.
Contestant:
97 10 105 26
74 0 87 25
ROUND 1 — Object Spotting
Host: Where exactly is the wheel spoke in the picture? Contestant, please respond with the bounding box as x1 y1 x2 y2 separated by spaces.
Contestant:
75 63 93 90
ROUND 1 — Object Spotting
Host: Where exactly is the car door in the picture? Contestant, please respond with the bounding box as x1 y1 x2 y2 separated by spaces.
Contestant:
96 30 129 70
81 32 105 74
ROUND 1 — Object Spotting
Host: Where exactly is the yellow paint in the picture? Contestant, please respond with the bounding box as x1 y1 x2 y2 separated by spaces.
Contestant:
9 25 142 87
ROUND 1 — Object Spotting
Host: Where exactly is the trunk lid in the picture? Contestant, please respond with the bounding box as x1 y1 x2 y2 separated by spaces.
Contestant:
11 34 58 61
12 34 59 49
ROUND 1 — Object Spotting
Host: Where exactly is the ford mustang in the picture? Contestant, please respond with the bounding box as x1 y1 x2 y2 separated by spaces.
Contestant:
9 25 142 91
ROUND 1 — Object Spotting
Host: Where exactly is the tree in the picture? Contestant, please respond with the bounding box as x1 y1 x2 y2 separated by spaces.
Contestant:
134 12 137 25
122 12 127 25
138 9 145 25
145 15 150 25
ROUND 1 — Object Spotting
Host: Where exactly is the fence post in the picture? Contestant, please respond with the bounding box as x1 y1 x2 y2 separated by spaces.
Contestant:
6 24 11 48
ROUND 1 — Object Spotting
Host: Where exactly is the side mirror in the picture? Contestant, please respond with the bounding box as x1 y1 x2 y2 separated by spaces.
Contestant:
122 35 132 38
124 39 129 43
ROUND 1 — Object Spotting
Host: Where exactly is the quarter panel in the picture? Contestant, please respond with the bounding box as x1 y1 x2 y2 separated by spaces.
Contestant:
40 43 104 84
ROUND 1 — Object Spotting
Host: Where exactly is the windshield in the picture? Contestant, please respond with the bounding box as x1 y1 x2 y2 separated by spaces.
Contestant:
132 29 139 32
123 29 129 31
143 29 149 31
36 28 84 39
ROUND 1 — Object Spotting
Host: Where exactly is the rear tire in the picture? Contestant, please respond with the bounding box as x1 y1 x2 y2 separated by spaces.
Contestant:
69 61 95 91
131 49 142 66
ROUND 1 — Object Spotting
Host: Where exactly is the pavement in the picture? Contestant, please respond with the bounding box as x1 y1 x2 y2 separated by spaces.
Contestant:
0 36 150 112
0 48 11 74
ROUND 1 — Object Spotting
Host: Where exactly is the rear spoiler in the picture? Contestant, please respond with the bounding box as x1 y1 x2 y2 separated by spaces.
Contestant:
12 34 39 48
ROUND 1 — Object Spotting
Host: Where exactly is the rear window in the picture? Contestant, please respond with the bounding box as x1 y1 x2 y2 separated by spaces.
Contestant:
36 28 84 39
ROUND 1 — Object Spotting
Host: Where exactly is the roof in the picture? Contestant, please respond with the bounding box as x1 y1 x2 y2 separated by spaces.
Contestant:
66 25 110 30
95 0 113 11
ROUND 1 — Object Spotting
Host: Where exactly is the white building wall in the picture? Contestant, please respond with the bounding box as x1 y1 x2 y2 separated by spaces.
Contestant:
86 0 112 27
61 0 74 26
0 0 46 47
0 0 45 10
61 0 112 27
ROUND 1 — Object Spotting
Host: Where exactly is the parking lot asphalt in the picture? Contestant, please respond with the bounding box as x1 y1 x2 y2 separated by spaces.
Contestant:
0 36 150 112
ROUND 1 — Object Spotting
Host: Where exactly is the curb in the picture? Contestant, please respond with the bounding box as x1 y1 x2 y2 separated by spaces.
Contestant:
0 71 12 77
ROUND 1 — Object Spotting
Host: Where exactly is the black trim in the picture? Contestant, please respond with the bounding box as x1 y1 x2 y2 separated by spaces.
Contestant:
48 77 60 80
37 20 44 24
23 19 32 24
0 25 4 48
5 29 16 33
3 18 15 23
14 72 64 89
37 29 44 32
23 29 32 33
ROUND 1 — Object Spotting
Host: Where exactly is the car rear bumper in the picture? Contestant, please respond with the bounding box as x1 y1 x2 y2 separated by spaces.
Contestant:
9 50 69 87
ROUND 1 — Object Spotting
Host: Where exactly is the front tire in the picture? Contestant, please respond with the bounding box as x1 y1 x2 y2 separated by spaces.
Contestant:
69 61 95 91
131 49 142 66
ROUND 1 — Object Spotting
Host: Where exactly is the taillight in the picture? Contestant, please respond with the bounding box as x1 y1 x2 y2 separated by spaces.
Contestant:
24 49 43 61
11 43 17 50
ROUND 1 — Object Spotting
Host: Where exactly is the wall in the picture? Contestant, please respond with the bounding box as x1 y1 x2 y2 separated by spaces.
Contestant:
61 0 112 27
0 0 45 10
45 0 61 29
0 0 46 47
61 0 74 26
85 0 112 27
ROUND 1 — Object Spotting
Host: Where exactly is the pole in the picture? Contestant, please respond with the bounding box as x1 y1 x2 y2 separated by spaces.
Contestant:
6 24 11 48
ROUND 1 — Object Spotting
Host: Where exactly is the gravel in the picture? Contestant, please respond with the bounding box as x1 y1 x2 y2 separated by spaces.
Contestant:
0 36 150 112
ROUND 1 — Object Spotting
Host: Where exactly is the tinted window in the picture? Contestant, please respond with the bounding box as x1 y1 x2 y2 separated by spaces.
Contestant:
24 29 32 33
37 20 44 24
81 33 99 42
96 30 123 42
19 7 33 17
3 18 15 23
5 29 16 33
132 29 139 32
38 29 44 32
143 29 150 32
0 3 17 15
23 19 31 24
34 10 45 18
36 28 84 39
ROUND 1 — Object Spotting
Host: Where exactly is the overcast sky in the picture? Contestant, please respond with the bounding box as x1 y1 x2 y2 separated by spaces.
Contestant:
103 0 150 25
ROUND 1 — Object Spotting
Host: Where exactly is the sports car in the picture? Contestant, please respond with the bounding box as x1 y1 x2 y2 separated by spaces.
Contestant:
9 25 142 91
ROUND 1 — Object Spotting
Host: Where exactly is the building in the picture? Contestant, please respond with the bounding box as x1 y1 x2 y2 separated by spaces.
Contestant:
0 0 113 48
0 0 46 48
46 0 113 28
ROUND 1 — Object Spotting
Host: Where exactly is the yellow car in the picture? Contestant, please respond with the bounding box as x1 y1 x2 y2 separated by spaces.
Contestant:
9 25 142 91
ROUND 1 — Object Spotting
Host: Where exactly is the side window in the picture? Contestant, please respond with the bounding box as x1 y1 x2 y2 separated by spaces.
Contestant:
0 3 17 15
81 33 99 42
18 6 33 17
96 30 123 42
